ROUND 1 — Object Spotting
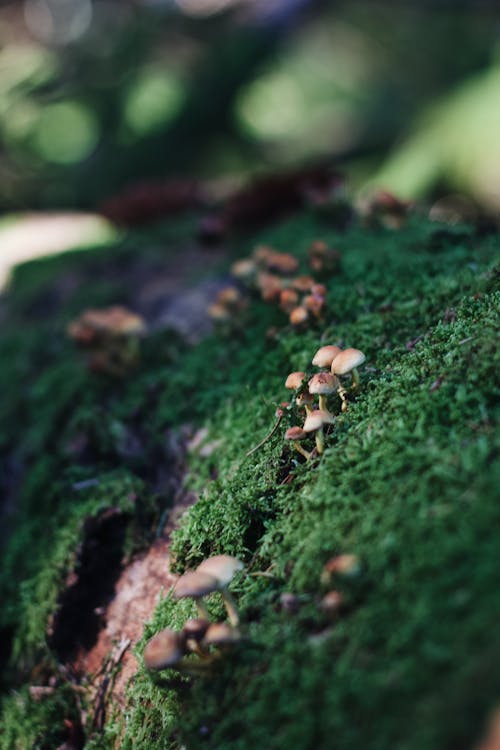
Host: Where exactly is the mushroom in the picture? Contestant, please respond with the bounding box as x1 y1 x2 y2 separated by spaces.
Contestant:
231 258 256 281
143 628 186 671
182 618 211 658
308 372 337 414
67 306 146 375
321 554 361 585
280 288 299 314
330 348 366 389
292 275 315 293
285 371 306 390
266 251 299 276
303 294 325 319
312 345 342 369
257 272 283 302
173 571 219 619
217 286 243 308
203 622 241 646
303 409 334 454
208 302 231 322
284 426 312 461
319 590 344 617
285 372 314 416
196 555 244 626
202 623 241 655
289 306 309 326
295 390 314 416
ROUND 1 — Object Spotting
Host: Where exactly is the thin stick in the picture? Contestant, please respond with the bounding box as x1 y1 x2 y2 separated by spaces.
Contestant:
246 412 283 457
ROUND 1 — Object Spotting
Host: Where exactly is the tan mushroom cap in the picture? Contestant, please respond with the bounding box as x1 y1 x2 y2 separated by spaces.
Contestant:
266 251 299 275
285 426 308 441
308 372 336 395
217 287 242 306
285 371 306 390
331 348 366 375
322 554 360 578
83 306 146 335
208 302 231 321
143 628 184 670
231 258 256 279
203 622 241 647
173 571 219 599
292 275 315 292
320 590 344 615
289 306 309 325
303 295 325 317
280 288 299 313
197 555 243 587
311 283 327 297
296 391 314 407
312 345 342 368
253 244 274 264
303 410 334 432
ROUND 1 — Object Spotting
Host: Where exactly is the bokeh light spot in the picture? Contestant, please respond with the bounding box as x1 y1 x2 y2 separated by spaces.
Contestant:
33 101 99 164
123 69 184 136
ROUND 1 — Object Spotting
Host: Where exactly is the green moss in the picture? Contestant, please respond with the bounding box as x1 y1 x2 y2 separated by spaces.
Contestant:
0 211 499 748
0 684 80 750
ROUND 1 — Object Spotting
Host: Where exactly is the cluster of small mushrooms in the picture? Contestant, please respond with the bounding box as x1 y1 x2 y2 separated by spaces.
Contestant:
209 240 340 328
143 555 243 674
284 344 366 459
67 305 146 375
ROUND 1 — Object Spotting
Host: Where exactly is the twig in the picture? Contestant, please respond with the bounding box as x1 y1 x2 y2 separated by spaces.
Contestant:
246 412 283 457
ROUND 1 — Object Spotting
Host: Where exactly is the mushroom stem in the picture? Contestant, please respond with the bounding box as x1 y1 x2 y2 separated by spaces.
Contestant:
315 429 325 454
337 385 348 412
185 640 210 660
318 395 331 413
195 599 211 620
351 368 360 388
304 404 313 416
220 588 240 626
293 442 312 461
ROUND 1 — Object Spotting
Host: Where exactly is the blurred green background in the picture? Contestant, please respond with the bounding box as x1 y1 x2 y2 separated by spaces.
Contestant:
1 0 500 213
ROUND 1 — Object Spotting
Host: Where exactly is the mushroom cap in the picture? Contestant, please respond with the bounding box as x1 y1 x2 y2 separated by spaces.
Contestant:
280 289 299 313
311 283 327 297
296 391 314 406
231 258 256 279
257 272 283 301
322 554 361 579
266 251 299 275
312 345 342 368
253 244 274 264
196 555 243 587
208 302 231 321
331 348 366 375
83 306 146 335
285 371 306 390
292 275 315 292
289 306 309 325
143 628 184 670
308 372 336 395
183 618 210 641
320 590 344 614
203 622 241 647
217 287 242 306
285 426 308 441
303 410 334 432
303 294 325 317
174 571 219 599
